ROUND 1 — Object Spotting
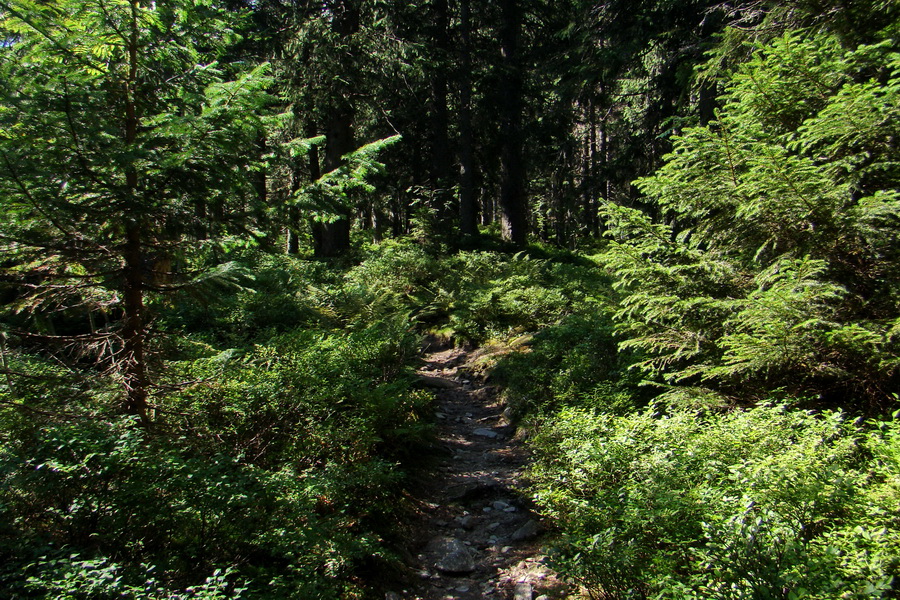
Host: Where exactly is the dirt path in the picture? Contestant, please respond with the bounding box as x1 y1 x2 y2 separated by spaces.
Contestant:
387 343 572 600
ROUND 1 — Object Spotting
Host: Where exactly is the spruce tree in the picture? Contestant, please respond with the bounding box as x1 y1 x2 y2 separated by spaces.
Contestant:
602 29 900 410
0 0 275 421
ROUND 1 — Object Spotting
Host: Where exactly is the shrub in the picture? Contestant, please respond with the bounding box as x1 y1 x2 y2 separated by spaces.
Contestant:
529 405 900 599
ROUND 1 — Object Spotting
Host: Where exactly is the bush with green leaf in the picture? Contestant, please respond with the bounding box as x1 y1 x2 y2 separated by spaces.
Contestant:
490 310 640 416
421 250 608 344
0 247 437 598
529 404 900 599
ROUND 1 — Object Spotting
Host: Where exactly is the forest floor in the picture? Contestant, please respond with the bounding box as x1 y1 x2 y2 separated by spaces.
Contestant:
386 341 575 600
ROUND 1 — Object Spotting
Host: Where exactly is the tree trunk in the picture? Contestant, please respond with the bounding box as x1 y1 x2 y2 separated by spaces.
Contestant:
121 220 150 426
584 96 599 236
313 106 353 257
498 0 527 246
458 0 479 243
286 168 302 254
312 0 358 258
121 0 150 425
429 0 454 227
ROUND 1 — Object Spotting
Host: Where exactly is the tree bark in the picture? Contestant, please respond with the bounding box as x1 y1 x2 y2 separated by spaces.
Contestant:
498 0 527 246
121 0 150 425
312 0 358 257
286 168 302 254
458 0 479 242
429 0 454 227
313 105 353 257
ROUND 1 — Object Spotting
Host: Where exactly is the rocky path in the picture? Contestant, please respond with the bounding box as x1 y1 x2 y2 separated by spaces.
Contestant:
387 343 572 600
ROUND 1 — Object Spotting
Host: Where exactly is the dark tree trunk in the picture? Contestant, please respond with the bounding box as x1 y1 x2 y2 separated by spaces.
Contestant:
313 106 353 257
286 168 302 254
458 0 479 243
312 0 358 258
583 96 599 236
498 0 527 246
121 1 149 425
698 82 716 125
121 219 149 426
430 0 454 226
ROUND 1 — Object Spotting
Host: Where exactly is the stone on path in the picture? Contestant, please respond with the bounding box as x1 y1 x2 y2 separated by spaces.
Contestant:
416 374 458 389
429 537 476 574
514 582 533 600
473 428 500 439
511 519 542 541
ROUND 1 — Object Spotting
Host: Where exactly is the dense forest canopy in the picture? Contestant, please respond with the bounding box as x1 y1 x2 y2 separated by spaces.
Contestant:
0 0 897 598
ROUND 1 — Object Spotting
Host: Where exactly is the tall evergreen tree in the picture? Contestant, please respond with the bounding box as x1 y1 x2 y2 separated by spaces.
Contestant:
0 0 274 421
497 0 528 245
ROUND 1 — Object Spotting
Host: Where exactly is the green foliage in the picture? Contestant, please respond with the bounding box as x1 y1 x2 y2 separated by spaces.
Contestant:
0 249 434 599
423 250 608 344
0 414 386 598
529 404 900 599
602 29 900 409
491 311 640 416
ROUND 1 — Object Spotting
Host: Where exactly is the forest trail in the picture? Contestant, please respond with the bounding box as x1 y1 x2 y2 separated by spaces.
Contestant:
388 342 572 600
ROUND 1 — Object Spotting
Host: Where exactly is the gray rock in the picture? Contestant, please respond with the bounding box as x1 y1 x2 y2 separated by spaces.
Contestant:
511 519 542 542
385 593 400 600
536 596 550 600
446 481 498 502
514 582 533 600
455 515 474 529
415 375 458 389
491 500 511 510
430 537 476 574
473 428 500 439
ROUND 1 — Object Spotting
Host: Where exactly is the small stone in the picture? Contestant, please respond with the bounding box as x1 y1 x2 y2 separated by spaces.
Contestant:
492 500 510 510
487 521 501 530
473 428 500 439
436 412 446 419
455 585 470 593
455 515 474 529
504 506 518 513
430 537 477 575
482 506 492 513
536 596 550 600
511 519 542 542
514 582 533 600
501 546 512 553
386 593 400 600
